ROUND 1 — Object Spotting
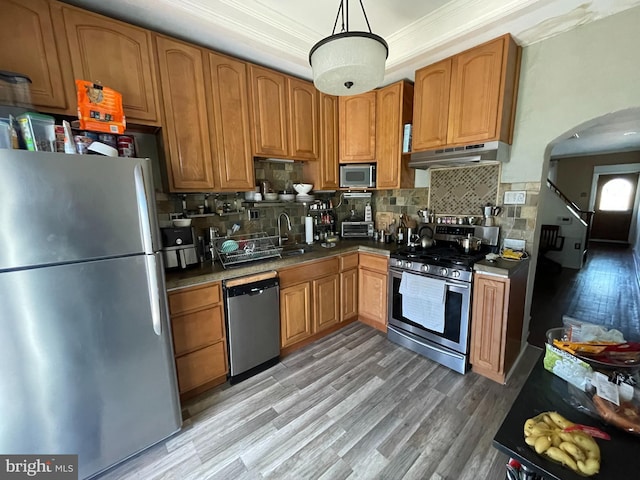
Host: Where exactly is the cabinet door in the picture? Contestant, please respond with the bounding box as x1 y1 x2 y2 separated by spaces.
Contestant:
358 268 388 332
448 37 504 145
175 342 227 394
280 283 312 348
375 81 414 190
470 275 507 374
155 36 215 191
302 92 338 189
0 0 68 110
339 92 376 162
61 6 160 124
288 77 319 160
249 65 289 157
207 52 255 191
340 268 358 322
313 274 340 332
171 305 225 356
412 58 451 151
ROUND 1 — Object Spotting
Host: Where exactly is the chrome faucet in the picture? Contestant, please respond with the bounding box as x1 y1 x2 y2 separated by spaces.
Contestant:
277 212 292 246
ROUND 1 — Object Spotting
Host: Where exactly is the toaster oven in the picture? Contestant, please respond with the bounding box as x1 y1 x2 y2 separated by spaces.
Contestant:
341 221 374 238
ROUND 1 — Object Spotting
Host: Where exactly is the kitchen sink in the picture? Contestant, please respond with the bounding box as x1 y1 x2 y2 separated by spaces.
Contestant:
280 244 312 257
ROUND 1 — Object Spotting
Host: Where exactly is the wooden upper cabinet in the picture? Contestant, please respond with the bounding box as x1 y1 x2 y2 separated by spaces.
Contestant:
249 65 289 157
448 36 506 145
302 92 339 189
339 91 376 163
207 52 255 191
412 34 520 151
155 35 215 191
0 0 69 111
412 58 451 150
288 77 319 160
59 5 160 125
375 80 414 189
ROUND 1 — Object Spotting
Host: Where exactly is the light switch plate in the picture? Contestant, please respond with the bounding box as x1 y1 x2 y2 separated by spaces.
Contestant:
504 191 526 205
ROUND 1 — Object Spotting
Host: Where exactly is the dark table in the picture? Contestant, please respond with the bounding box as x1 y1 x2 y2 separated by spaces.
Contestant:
493 353 640 479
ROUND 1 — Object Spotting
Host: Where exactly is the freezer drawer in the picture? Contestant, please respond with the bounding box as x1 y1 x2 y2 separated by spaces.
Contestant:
0 255 181 479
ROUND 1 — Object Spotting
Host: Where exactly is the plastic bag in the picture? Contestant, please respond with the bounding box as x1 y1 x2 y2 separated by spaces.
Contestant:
76 80 125 134
562 315 625 343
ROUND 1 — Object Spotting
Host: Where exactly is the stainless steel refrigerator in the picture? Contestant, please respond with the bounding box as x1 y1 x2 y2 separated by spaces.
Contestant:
0 150 182 479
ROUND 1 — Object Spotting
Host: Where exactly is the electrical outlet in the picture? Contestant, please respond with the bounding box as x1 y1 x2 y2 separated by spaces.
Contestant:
574 242 581 249
504 191 526 205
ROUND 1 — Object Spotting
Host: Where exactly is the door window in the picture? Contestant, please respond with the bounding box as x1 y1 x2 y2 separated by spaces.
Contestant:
599 178 634 211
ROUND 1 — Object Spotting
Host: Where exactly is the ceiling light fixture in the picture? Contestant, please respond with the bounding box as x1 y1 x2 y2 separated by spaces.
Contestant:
309 0 388 96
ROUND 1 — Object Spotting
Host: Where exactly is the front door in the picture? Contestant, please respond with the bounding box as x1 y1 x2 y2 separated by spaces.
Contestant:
590 173 638 242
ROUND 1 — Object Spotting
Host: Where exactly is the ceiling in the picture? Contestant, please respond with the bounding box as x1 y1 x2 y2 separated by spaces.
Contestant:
63 0 640 156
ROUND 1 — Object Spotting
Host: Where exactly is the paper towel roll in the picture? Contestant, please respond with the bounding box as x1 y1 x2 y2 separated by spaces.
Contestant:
305 216 314 244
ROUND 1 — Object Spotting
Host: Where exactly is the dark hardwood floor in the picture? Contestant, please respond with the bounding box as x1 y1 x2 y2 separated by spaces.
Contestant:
528 241 640 347
97 323 541 480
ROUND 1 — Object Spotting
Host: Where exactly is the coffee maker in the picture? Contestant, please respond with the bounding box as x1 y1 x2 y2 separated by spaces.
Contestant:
160 227 198 269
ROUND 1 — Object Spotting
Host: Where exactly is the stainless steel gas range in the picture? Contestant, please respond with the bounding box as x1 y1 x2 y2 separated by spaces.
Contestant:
387 224 500 374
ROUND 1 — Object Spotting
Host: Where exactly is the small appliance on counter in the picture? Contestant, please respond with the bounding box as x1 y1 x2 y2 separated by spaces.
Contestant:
341 221 374 238
160 226 198 269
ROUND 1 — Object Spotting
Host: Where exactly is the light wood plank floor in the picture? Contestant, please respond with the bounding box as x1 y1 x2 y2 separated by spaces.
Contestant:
97 323 540 480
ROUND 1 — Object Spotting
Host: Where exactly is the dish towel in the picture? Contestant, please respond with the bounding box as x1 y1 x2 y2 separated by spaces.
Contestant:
399 272 446 333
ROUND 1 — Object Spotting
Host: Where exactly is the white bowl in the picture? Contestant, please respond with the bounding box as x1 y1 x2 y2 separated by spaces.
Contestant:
172 218 192 227
293 183 313 195
264 192 279 201
279 193 295 202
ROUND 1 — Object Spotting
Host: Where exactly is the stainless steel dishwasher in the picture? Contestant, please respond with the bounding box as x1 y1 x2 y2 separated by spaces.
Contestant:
224 272 280 384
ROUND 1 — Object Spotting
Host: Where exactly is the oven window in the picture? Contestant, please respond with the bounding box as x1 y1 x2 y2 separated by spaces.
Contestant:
390 275 462 343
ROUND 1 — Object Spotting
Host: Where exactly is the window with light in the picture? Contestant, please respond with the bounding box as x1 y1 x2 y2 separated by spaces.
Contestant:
599 178 634 211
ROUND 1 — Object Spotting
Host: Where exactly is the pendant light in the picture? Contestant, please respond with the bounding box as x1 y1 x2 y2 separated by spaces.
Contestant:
309 0 388 96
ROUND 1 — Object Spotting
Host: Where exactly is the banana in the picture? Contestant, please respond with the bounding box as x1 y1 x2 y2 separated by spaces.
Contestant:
577 458 600 476
549 411 574 430
534 435 552 455
546 446 578 472
559 441 586 462
523 412 600 476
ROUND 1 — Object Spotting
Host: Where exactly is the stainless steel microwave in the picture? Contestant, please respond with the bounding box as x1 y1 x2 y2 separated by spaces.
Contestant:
340 164 376 188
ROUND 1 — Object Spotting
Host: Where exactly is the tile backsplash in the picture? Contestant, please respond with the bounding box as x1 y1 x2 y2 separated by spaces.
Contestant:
429 164 501 215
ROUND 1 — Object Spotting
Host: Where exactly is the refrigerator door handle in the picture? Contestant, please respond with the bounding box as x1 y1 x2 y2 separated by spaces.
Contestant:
145 253 165 336
134 163 155 255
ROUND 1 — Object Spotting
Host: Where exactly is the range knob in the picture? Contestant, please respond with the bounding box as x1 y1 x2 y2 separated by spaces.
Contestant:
405 261 413 269
421 264 430 273
439 267 448 276
451 270 461 279
396 260 404 268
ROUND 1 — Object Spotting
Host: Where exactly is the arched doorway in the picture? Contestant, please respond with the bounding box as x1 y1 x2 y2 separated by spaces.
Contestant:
527 108 640 346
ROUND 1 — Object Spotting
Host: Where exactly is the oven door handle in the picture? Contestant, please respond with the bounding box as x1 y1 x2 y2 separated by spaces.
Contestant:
445 282 469 289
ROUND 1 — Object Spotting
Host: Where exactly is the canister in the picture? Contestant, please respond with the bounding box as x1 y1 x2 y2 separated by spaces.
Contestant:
117 135 135 157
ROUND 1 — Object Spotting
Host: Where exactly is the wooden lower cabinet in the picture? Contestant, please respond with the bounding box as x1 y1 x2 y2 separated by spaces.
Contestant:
280 282 312 348
340 268 358 322
278 256 341 352
358 253 388 332
168 281 228 398
470 263 528 384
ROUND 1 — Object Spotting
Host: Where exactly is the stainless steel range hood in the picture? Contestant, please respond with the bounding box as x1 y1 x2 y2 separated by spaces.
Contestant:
409 140 510 169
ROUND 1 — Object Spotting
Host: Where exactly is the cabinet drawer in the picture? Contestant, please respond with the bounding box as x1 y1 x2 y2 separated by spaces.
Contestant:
340 253 358 271
168 282 221 315
358 252 388 273
279 257 339 288
175 342 227 393
171 305 225 356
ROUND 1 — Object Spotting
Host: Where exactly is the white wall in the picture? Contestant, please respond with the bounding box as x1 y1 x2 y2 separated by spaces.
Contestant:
501 6 640 347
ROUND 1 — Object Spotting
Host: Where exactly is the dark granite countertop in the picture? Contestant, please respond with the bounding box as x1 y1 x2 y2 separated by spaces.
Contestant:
493 353 640 479
474 257 529 277
165 239 400 290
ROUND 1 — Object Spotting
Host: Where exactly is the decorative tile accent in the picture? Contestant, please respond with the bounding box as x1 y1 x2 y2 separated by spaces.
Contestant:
429 164 500 215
